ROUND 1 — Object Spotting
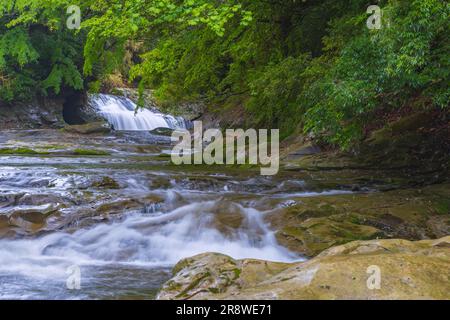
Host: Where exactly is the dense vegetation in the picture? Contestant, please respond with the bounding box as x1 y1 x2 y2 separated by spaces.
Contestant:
0 0 448 147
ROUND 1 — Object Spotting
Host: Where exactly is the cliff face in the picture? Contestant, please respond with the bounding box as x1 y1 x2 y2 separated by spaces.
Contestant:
0 97 66 129
0 92 105 129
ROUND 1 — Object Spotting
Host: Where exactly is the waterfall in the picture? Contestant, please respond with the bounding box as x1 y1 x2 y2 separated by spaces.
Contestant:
90 94 189 131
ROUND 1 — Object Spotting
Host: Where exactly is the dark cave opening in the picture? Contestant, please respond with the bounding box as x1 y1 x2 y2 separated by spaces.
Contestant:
62 93 87 125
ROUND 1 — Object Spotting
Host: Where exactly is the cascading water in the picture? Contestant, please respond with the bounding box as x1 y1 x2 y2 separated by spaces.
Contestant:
0 196 298 299
0 129 341 299
90 94 189 131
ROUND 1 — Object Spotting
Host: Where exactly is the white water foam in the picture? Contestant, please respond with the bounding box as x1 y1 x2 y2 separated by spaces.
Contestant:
0 200 299 281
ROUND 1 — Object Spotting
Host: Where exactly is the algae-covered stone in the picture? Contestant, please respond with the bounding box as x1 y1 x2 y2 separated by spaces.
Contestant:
64 121 111 134
267 183 450 257
158 237 450 300
276 213 384 257
9 211 48 232
7 204 60 233
92 176 121 189
157 253 290 300
95 198 143 215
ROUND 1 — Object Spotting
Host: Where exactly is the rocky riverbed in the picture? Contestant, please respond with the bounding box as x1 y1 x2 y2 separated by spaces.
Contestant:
0 112 449 299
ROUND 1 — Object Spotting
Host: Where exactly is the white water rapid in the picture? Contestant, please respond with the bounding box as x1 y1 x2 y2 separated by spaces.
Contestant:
90 94 189 131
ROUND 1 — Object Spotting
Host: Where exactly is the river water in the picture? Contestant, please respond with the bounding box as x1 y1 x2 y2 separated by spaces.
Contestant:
0 98 356 299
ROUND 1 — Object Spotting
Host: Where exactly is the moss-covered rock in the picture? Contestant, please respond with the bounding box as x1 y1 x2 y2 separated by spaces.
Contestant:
157 253 290 300
266 183 450 257
0 147 49 155
95 198 143 215
63 121 111 134
92 176 120 189
277 214 384 257
158 236 450 300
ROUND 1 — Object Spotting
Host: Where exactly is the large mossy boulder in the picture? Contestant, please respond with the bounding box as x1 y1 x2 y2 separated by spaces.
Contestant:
157 236 450 300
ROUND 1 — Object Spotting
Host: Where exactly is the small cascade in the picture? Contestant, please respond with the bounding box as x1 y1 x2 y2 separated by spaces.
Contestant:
90 94 189 131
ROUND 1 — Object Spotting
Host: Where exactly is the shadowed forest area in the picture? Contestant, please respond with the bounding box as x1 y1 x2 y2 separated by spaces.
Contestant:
1 0 448 146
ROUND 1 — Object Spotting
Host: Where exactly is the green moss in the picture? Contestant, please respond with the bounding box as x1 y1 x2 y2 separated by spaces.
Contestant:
172 258 193 276
232 268 241 280
166 280 183 292
208 287 220 294
0 148 49 155
40 145 67 150
92 176 120 189
348 214 363 225
73 149 110 156
434 199 450 215
175 271 211 298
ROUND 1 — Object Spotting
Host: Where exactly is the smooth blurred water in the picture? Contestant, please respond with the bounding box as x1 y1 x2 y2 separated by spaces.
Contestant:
90 94 188 131
0 129 357 299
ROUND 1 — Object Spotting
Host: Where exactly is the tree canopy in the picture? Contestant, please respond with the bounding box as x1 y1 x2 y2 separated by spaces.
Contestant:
1 0 448 147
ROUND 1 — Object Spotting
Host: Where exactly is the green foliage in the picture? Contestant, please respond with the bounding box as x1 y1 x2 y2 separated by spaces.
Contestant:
303 0 449 147
81 0 251 83
247 55 311 138
123 0 449 148
0 0 84 101
0 0 448 149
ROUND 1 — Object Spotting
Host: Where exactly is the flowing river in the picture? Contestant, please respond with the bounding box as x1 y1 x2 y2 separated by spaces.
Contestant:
0 96 357 299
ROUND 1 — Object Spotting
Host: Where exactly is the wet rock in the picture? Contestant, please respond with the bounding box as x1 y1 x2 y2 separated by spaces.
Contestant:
158 253 290 300
72 148 110 156
95 198 144 216
426 215 450 239
0 193 23 208
7 204 60 233
149 127 175 137
275 213 384 257
266 183 450 257
143 194 165 204
0 214 11 236
64 121 111 134
0 98 65 129
61 195 166 228
150 176 172 189
17 193 70 207
9 211 48 232
78 95 106 123
158 236 450 300
210 201 245 232
92 176 120 189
